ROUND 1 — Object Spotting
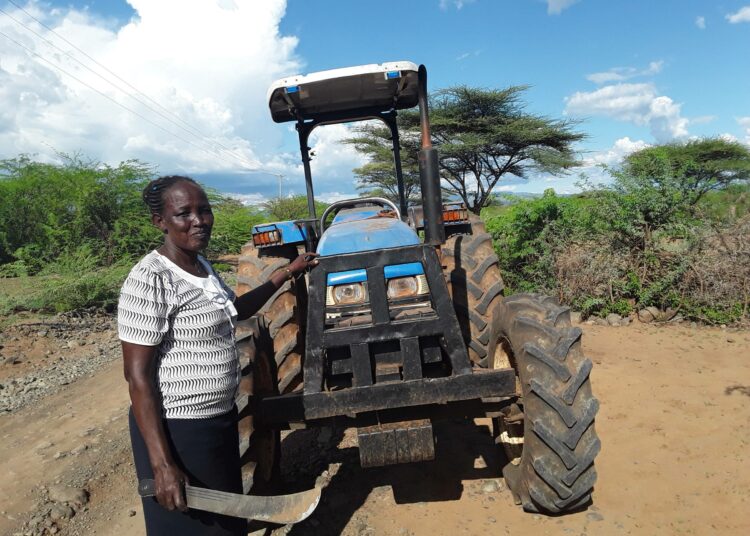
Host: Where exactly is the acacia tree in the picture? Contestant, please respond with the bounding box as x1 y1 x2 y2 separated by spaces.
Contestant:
599 138 750 253
345 121 421 203
428 86 584 213
346 86 585 213
610 138 750 226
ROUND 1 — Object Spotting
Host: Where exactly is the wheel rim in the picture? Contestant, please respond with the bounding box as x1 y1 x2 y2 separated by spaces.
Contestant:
491 336 524 466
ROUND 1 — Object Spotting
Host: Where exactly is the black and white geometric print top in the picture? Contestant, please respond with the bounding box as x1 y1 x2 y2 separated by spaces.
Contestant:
117 250 240 419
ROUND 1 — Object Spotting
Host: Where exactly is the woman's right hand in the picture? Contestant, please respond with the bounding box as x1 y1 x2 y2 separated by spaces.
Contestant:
288 251 319 275
153 463 190 511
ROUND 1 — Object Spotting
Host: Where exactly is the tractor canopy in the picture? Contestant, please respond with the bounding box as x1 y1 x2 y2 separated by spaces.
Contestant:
267 61 419 123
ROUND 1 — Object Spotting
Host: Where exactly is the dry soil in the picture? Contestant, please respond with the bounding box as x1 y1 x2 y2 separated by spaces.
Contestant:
1 318 748 536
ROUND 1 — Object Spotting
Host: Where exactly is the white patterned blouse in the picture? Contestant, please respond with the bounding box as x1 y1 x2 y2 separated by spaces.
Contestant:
117 250 240 419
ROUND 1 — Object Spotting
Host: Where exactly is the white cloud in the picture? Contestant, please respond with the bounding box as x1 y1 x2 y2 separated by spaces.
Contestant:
439 0 475 10
546 0 580 15
225 192 267 206
455 49 481 61
727 6 750 23
317 191 356 203
738 116 750 144
690 115 716 125
0 0 301 176
564 83 689 142
586 61 663 85
494 184 518 192
307 123 368 182
695 16 706 29
583 137 650 167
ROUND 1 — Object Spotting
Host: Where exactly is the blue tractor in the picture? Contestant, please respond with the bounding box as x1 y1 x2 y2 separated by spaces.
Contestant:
235 62 600 514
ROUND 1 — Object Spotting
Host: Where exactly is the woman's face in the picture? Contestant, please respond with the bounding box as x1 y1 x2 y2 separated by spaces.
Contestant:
153 181 214 252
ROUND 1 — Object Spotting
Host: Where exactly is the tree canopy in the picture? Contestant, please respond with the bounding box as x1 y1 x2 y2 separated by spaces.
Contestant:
606 138 750 230
345 120 421 204
347 85 585 213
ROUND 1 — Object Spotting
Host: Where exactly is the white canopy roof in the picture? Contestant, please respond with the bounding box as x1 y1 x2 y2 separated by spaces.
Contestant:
267 61 420 123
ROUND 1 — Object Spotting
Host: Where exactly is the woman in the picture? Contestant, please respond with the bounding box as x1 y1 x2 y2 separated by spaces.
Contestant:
118 175 317 535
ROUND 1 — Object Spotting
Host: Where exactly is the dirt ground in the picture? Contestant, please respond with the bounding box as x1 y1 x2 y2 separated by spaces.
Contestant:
1 319 749 536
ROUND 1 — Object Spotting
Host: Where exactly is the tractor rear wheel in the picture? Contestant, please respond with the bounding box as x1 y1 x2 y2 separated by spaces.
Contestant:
443 216 505 366
236 242 304 394
488 293 600 513
236 316 280 493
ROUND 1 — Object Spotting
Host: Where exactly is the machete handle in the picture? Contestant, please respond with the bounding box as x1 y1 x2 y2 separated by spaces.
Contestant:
137 479 156 497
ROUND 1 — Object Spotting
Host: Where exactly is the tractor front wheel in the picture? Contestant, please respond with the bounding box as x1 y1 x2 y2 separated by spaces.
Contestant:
488 294 600 514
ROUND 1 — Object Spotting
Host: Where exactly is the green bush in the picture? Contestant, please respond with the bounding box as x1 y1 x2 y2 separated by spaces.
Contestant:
485 189 597 294
0 262 131 314
0 155 156 272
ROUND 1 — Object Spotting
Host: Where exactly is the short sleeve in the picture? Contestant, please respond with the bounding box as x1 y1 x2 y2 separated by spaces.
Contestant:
216 273 236 302
204 258 236 302
117 264 175 346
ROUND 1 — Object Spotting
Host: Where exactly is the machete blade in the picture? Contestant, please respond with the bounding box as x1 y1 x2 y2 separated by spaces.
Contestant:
137 479 321 524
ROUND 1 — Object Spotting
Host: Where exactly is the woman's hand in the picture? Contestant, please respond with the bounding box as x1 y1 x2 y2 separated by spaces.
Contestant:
288 252 319 276
235 252 320 320
153 462 190 511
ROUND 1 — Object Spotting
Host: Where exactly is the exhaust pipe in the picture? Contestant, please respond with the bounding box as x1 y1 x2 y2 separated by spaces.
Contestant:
417 65 445 246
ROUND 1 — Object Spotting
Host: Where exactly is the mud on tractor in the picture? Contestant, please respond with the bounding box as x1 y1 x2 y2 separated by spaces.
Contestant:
234 62 600 514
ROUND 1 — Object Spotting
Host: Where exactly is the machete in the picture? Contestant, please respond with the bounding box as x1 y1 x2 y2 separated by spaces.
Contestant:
137 479 321 524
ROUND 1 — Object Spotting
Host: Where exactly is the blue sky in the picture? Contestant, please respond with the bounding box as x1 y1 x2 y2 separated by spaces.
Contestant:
2 0 749 201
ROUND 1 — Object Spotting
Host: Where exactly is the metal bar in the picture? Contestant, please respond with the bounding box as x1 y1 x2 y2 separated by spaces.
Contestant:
296 121 317 219
303 256 327 394
366 265 389 325
417 65 432 150
350 342 373 387
385 113 408 220
322 318 443 347
256 398 513 429
401 337 422 380
258 368 516 422
416 65 445 246
420 246 470 373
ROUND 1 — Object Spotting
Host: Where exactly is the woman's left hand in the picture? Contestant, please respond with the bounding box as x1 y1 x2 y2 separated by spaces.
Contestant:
288 252 319 276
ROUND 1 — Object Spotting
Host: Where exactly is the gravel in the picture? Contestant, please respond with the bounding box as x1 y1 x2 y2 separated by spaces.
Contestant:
0 311 119 414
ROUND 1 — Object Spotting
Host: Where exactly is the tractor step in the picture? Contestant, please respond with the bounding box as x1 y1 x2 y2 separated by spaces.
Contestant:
357 419 434 468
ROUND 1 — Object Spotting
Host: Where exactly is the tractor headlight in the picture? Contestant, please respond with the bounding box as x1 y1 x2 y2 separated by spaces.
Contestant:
387 275 429 300
327 283 367 306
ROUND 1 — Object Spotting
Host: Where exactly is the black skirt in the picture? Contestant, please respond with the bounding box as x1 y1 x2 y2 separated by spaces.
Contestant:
128 407 246 536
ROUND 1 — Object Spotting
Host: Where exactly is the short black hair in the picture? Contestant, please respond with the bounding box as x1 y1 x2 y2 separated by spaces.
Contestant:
142 175 199 215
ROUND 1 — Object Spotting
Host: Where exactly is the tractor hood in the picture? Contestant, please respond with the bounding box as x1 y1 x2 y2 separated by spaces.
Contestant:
316 217 419 257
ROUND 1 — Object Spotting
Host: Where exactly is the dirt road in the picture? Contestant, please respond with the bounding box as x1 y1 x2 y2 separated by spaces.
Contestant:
1 320 748 535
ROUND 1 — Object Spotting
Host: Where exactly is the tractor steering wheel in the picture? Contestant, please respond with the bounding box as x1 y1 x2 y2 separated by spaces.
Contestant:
320 197 401 232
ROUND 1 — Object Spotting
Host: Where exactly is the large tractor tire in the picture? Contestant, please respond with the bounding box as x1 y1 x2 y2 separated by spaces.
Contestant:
236 242 304 394
488 293 600 513
442 216 505 366
236 316 280 494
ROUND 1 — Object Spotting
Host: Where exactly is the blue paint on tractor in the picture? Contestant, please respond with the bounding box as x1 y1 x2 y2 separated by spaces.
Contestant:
327 262 424 285
330 207 383 225
317 217 420 257
252 221 307 246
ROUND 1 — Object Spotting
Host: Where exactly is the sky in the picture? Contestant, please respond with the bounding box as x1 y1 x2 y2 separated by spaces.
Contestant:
1 0 749 203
